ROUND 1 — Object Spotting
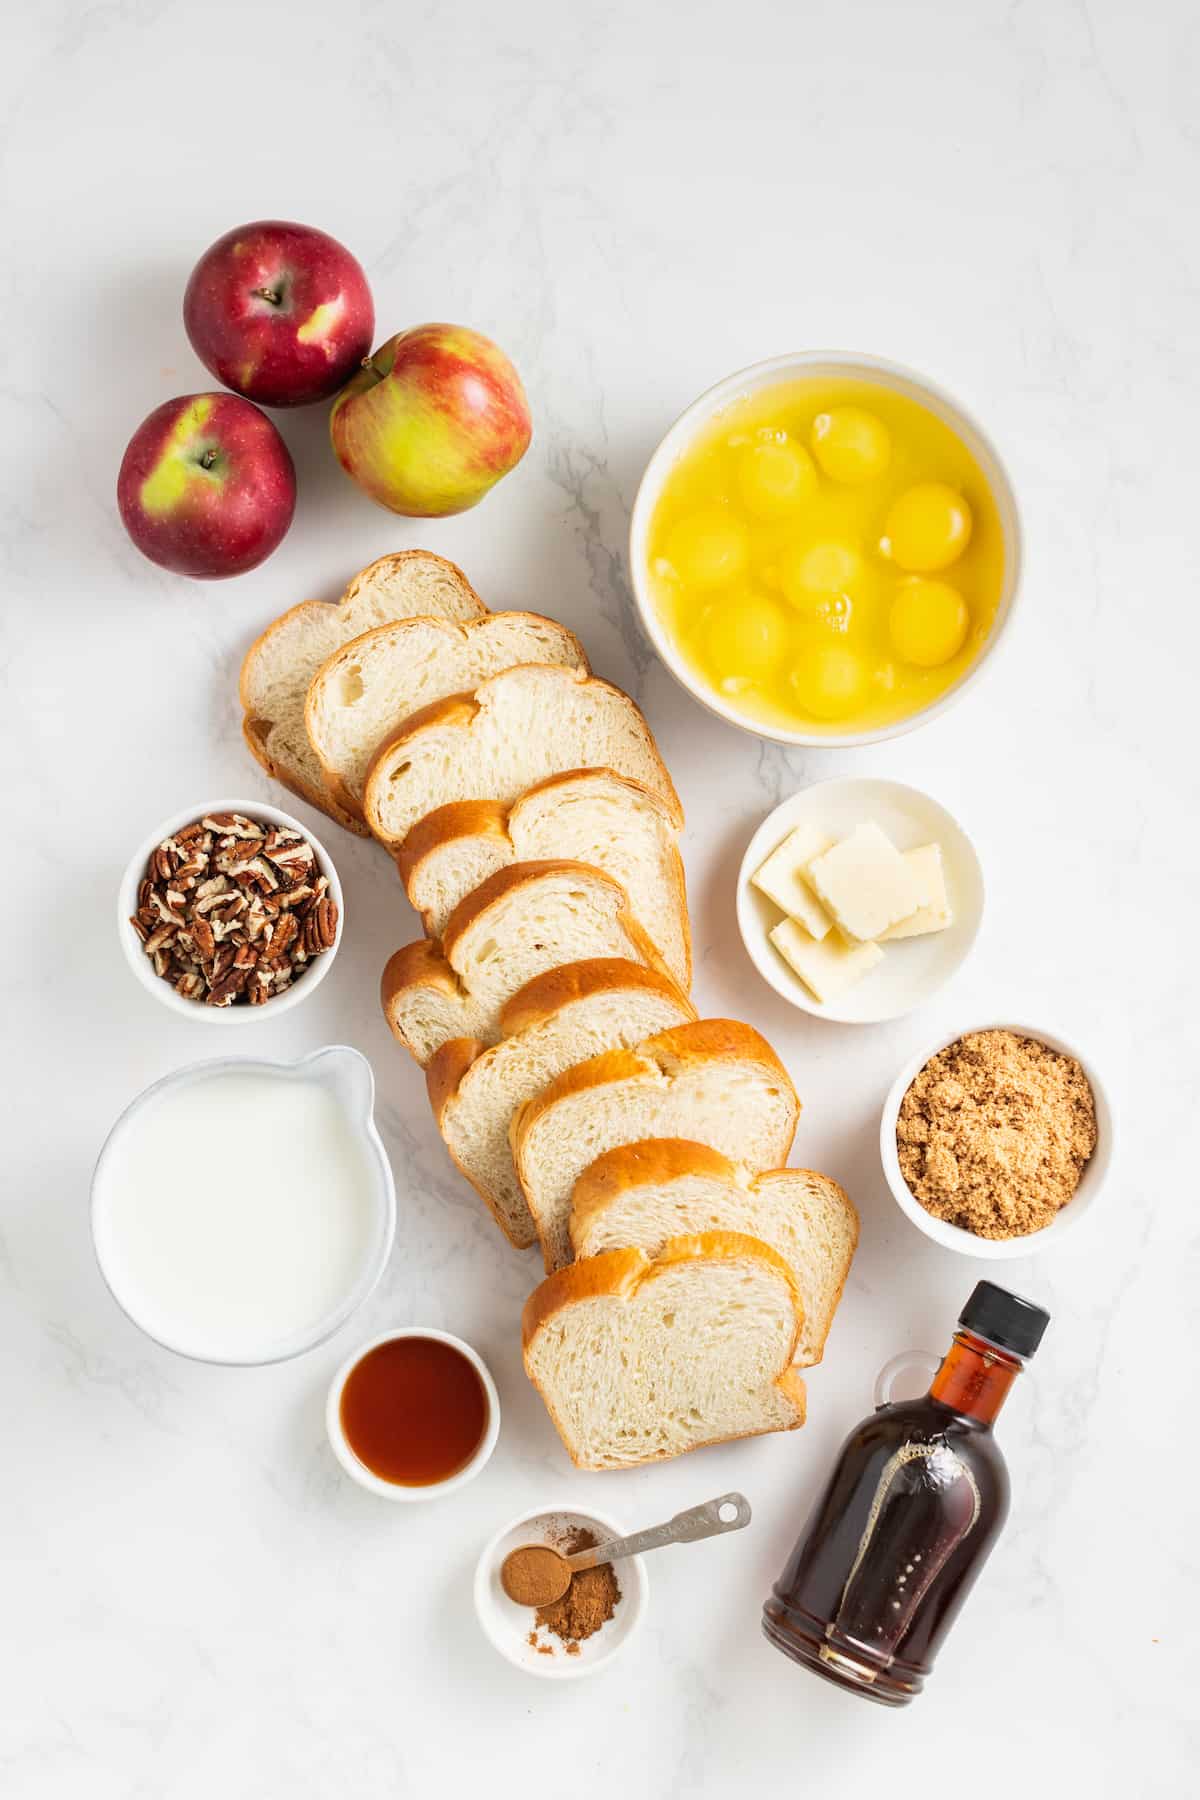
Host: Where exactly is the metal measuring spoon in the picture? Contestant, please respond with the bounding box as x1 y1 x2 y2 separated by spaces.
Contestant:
500 1492 753 1607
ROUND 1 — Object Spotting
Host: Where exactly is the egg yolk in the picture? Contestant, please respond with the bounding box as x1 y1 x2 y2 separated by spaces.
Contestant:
790 644 866 718
884 483 973 572
665 508 748 589
889 579 969 667
810 408 891 485
704 592 788 685
736 440 818 519
779 539 863 608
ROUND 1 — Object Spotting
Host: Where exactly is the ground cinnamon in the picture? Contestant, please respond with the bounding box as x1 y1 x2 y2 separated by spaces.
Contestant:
502 1545 568 1608
532 1529 620 1653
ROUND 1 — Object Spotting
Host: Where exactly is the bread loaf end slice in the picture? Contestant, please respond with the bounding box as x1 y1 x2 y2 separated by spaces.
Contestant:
522 1232 806 1469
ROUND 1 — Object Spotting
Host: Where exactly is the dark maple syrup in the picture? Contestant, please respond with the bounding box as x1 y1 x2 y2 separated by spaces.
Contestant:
763 1282 1049 1705
340 1335 489 1486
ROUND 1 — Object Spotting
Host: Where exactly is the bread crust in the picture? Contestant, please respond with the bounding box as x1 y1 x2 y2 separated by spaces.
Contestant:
521 1231 807 1467
754 1168 860 1366
569 1138 746 1240
242 715 369 835
380 939 461 1025
396 799 511 893
513 1019 801 1150
499 958 695 1039
521 1230 801 1347
424 1035 487 1125
339 550 485 615
361 666 684 848
304 611 589 824
362 690 481 843
422 1034 542 1250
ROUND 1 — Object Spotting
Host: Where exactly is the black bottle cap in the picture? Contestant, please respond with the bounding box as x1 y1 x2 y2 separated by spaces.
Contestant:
959 1281 1050 1360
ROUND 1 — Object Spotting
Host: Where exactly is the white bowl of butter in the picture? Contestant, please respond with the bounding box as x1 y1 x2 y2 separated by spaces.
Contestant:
736 777 984 1023
91 1046 395 1364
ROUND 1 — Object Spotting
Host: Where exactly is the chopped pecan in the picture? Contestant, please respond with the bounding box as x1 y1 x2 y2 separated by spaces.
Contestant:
191 917 216 961
131 810 335 1008
203 813 263 838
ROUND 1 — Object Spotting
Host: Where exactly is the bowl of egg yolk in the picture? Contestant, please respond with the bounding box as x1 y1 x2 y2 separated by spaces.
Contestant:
629 353 1021 745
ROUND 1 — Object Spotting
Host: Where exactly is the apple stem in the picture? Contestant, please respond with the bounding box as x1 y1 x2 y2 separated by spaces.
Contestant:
253 286 283 307
200 448 219 470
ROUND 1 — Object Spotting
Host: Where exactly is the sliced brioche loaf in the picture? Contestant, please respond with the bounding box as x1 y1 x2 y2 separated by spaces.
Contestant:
241 551 486 833
399 771 691 989
363 664 682 852
511 1020 801 1273
425 960 696 1248
522 1232 807 1469
570 1140 857 1367
306 614 588 822
380 863 669 1065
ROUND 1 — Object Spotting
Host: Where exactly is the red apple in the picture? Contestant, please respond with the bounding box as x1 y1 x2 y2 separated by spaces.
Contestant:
329 323 531 516
117 393 296 578
183 221 374 408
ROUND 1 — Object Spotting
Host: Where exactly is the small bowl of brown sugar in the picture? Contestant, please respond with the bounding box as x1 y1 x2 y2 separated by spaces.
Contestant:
474 1504 648 1679
880 1022 1112 1258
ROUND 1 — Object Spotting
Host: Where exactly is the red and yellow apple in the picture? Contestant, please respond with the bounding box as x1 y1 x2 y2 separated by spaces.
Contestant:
184 221 374 408
329 323 531 516
117 393 296 578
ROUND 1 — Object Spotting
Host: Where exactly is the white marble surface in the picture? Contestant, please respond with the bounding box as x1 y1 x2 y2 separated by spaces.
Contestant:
3 1 1196 1793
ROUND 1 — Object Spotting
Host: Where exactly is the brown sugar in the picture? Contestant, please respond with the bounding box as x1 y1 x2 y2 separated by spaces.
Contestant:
896 1029 1097 1239
533 1529 621 1650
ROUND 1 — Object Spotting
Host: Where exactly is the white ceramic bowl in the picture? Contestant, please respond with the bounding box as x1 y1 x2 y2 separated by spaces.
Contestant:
736 777 984 1023
91 1046 396 1363
118 797 344 1023
326 1328 500 1502
880 1020 1114 1258
629 350 1022 747
474 1503 648 1679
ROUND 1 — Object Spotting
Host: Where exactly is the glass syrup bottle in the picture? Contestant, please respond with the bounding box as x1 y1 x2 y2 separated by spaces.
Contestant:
763 1281 1049 1706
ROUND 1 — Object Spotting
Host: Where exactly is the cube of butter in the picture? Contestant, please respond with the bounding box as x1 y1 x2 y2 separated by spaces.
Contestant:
770 916 884 1004
807 822 924 942
751 824 835 940
878 844 953 940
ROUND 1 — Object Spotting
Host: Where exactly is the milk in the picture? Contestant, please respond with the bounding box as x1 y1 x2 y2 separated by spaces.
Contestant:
94 1071 379 1361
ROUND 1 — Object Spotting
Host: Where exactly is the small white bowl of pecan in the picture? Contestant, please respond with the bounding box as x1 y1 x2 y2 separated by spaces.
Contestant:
119 799 344 1021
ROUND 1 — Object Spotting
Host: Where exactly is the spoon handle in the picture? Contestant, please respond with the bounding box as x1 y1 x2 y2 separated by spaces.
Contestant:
566 1493 752 1570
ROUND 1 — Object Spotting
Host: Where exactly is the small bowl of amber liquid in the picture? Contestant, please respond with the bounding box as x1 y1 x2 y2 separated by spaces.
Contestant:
326 1328 500 1500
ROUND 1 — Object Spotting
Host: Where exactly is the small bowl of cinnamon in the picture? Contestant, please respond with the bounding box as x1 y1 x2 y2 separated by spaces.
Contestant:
474 1504 648 1679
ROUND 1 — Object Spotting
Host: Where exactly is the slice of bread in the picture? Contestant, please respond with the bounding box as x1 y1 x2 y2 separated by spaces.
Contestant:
425 960 696 1249
399 771 691 989
570 1140 857 1367
522 1232 807 1470
241 551 486 834
362 664 683 852
306 613 588 822
380 863 669 1065
511 1019 801 1273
